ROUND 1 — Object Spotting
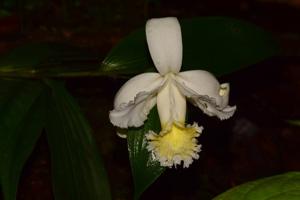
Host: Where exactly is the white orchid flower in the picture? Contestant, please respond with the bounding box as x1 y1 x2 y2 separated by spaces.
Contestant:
109 17 236 168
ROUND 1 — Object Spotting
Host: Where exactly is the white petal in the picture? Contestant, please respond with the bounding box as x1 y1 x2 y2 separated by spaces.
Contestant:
110 73 164 128
146 17 182 75
157 78 186 128
175 70 236 120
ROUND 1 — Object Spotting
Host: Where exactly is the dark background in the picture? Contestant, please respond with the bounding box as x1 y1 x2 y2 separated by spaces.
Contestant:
1 0 300 199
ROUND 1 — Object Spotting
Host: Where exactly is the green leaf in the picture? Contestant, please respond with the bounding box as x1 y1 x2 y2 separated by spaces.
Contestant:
0 79 45 200
127 107 165 200
0 43 101 78
0 9 11 17
45 80 111 200
213 172 300 200
102 17 278 76
286 120 300 127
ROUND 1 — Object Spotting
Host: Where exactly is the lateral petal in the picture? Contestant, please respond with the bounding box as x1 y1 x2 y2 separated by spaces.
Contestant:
146 17 182 75
110 73 164 128
175 70 236 120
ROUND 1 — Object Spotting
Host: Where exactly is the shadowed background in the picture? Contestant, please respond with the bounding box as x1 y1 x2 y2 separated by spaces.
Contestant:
0 0 299 199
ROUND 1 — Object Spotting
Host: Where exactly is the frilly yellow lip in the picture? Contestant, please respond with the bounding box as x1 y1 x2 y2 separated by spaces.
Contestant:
146 122 203 168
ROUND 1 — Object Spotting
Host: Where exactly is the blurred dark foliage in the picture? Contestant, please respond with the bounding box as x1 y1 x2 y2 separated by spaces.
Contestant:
0 0 300 200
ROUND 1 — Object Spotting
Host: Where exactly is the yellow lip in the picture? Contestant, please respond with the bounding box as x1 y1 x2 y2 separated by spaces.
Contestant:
146 122 202 168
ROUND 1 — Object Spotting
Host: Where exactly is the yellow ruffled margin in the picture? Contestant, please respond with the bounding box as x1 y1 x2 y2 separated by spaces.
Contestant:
146 122 203 168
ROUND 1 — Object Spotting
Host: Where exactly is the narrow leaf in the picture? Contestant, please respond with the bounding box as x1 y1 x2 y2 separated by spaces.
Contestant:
0 79 45 200
102 17 278 76
0 43 100 78
127 107 165 200
213 172 300 200
45 80 111 200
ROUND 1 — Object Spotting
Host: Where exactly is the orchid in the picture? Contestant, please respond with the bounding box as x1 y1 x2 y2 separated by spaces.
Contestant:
109 17 236 168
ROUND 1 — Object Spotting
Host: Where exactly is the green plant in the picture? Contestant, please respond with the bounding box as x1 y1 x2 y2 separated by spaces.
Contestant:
0 16 283 200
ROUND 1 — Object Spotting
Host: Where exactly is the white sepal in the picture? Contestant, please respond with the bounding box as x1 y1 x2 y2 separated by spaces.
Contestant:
146 17 182 75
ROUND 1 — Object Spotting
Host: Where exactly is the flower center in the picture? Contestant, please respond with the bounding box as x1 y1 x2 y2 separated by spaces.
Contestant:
164 72 176 79
146 123 202 168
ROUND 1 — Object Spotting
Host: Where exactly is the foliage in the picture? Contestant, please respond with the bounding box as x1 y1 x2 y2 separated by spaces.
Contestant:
102 17 278 76
45 80 111 200
0 78 111 200
0 16 279 200
0 80 45 200
286 120 300 127
213 172 300 200
127 107 165 200
102 17 278 199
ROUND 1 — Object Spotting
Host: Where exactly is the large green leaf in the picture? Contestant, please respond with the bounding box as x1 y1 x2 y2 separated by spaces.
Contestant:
213 172 300 200
0 79 45 200
45 80 111 200
0 43 101 78
102 17 278 76
127 107 165 200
